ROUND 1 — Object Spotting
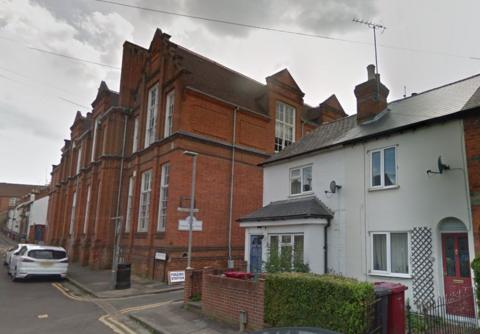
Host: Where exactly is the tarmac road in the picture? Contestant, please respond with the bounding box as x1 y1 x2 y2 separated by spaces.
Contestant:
0 235 114 334
0 234 183 334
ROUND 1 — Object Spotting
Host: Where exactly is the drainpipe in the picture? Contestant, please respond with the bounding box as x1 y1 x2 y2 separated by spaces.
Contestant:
324 218 331 274
111 110 129 289
227 106 239 269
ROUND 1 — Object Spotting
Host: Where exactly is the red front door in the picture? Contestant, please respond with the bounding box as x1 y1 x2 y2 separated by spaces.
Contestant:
441 233 475 318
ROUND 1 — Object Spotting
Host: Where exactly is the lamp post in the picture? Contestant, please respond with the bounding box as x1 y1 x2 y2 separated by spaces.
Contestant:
183 150 198 270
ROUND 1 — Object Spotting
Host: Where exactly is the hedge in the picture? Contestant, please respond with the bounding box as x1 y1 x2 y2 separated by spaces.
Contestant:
264 273 375 334
471 258 480 315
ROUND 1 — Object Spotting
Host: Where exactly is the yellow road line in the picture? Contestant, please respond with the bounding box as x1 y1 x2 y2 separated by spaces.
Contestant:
118 300 171 314
99 314 136 334
51 283 87 302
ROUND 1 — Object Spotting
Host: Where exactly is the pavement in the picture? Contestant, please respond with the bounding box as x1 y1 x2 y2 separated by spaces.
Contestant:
67 262 184 298
129 300 239 334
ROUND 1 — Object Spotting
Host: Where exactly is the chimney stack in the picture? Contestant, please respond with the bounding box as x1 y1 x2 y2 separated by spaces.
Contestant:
354 65 389 124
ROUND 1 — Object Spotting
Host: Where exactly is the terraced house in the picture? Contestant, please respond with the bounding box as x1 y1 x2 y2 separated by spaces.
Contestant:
46 29 346 279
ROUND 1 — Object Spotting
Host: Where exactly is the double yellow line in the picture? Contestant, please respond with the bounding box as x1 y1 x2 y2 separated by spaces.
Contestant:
52 282 171 334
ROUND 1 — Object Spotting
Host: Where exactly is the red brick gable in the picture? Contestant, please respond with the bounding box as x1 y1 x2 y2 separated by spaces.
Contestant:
266 68 304 97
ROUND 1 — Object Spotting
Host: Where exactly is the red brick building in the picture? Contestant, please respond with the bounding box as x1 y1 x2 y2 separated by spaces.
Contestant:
46 29 346 278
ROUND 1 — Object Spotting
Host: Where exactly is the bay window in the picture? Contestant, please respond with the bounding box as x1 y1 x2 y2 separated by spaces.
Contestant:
269 233 305 270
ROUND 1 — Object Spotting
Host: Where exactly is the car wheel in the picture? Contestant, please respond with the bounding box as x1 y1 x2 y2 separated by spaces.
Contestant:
10 267 18 282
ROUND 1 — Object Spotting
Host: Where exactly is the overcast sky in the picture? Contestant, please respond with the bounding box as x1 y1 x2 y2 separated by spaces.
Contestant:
0 0 479 185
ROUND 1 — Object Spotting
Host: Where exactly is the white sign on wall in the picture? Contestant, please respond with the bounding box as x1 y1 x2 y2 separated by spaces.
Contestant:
154 252 167 261
168 270 186 284
178 215 203 231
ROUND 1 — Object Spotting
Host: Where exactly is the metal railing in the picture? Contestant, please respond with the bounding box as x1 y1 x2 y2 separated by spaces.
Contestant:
407 287 479 334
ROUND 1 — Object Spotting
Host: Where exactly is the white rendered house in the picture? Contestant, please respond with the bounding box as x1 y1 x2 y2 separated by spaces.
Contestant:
239 66 480 317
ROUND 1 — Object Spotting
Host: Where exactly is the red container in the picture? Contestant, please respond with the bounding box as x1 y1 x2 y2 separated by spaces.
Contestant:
224 271 253 280
374 282 408 334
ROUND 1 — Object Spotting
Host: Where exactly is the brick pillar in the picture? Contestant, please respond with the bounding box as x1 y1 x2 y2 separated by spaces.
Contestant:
184 268 193 303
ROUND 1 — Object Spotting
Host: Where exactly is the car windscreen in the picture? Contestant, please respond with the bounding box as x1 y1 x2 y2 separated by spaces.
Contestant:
27 250 67 260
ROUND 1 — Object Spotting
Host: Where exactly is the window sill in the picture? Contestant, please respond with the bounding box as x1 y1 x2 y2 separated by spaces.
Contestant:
289 191 314 198
368 185 400 192
369 272 412 279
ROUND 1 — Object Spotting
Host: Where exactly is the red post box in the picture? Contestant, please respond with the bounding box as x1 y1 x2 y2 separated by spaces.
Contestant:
374 282 408 334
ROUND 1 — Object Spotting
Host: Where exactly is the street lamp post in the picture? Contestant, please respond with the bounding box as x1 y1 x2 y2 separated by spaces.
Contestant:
183 150 198 270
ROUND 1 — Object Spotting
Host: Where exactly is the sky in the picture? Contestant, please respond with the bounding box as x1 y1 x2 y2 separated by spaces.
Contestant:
0 0 479 185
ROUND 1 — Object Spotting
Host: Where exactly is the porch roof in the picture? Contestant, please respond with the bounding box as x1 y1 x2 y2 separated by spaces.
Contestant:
237 196 333 223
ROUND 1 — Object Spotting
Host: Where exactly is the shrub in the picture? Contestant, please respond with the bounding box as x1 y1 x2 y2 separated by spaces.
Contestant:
264 246 310 273
264 273 375 334
471 258 480 315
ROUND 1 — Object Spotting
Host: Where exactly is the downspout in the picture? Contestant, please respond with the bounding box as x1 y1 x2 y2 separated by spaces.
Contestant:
111 110 129 288
324 218 331 274
227 106 239 268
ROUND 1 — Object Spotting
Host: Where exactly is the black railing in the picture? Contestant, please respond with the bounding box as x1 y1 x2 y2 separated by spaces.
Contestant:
407 287 479 334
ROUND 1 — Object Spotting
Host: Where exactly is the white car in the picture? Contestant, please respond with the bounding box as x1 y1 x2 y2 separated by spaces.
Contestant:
3 243 27 266
9 244 68 281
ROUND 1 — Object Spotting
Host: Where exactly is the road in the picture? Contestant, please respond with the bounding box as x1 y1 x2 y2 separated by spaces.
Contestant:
0 233 183 333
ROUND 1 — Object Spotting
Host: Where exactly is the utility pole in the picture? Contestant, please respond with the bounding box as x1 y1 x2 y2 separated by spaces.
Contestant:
183 150 198 270
352 18 386 74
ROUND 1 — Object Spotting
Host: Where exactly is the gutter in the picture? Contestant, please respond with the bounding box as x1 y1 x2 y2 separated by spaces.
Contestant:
111 109 131 288
324 218 331 274
227 106 238 268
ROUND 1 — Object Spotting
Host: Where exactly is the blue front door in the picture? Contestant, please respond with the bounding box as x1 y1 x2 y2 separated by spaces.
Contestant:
249 235 263 273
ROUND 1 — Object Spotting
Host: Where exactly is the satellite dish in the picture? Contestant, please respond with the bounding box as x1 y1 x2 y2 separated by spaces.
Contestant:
437 156 450 174
329 180 342 193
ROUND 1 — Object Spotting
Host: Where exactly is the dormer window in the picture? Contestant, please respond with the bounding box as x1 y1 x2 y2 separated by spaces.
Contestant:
275 102 295 152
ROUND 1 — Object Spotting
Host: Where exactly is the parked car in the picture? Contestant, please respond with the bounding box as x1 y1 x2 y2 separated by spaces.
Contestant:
8 244 68 281
3 243 27 266
249 328 341 334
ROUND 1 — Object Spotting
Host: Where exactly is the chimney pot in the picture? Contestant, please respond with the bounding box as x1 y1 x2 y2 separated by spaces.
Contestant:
367 64 375 80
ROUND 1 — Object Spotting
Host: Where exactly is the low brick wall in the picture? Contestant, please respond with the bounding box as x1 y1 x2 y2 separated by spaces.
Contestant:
184 268 204 302
201 267 265 331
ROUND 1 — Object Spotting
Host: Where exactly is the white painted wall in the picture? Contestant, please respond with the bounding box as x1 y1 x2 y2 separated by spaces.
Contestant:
262 119 473 302
28 196 49 229
243 219 327 273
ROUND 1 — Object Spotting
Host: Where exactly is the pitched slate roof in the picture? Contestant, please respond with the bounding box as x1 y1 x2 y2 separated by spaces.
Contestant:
237 196 333 222
0 183 43 197
175 45 269 115
264 74 480 165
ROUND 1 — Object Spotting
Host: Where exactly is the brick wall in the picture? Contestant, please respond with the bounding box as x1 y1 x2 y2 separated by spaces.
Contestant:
200 267 265 331
464 113 480 254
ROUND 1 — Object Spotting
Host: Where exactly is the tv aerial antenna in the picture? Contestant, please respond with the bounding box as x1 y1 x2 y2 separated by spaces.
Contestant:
353 19 386 74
